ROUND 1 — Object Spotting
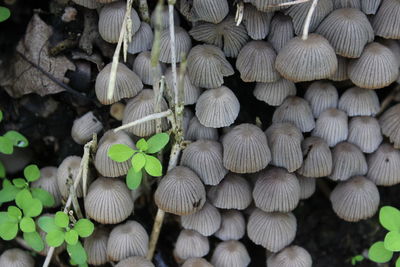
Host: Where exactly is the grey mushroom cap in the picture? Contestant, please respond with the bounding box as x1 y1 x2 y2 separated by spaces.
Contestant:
267 13 294 52
192 0 229 23
379 104 400 149
71 111 103 145
31 166 62 207
298 137 332 178
253 78 296 107
267 245 313 267
329 56 349 81
211 240 251 267
72 0 101 9
297 175 317 200
367 143 400 186
361 0 381 14
338 87 380 117
333 0 361 9
132 51 165 86
182 258 213 267
347 116 383 153
160 26 192 63
150 5 180 29
242 4 273 40
312 108 348 147
181 201 222 236
164 67 201 106
372 0 400 39
0 248 34 267
128 22 154 55
215 210 246 241
84 227 109 266
174 229 210 261
243 0 289 12
186 116 219 141
57 155 84 199
115 256 155 267
304 81 339 118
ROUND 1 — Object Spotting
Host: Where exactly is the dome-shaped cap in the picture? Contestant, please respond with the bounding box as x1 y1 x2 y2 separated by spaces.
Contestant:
267 245 312 267
243 0 287 11
84 177 133 224
186 116 219 141
236 41 280 83
150 5 180 29
132 51 165 86
372 0 400 39
98 1 140 43
84 227 109 266
267 13 294 52
31 166 62 207
0 248 34 267
329 56 349 81
97 0 118 3
253 167 300 212
379 38 400 67
165 66 201 106
272 96 315 132
222 123 271 173
312 108 348 147
253 78 296 106
122 89 169 137
94 130 135 177
181 140 228 185
57 155 84 199
182 258 213 267
316 8 374 58
128 22 153 55
330 176 380 222
333 0 361 8
304 81 338 118
242 4 273 40
329 142 368 181
181 202 221 236
298 175 316 200
115 256 154 267
192 0 229 23
338 87 380 117
361 0 381 14
298 137 332 177
379 104 400 148
71 111 103 145
95 62 143 105
208 173 252 210
107 220 149 261
275 34 338 82
266 123 303 172
195 86 240 128
247 208 297 252
174 229 209 261
367 143 400 186
348 116 382 153
160 26 192 63
72 0 101 9
211 241 251 267
215 210 246 241
154 166 206 215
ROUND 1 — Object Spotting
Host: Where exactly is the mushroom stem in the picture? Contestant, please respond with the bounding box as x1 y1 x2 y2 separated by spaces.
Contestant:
168 1 179 107
113 109 174 133
301 0 319 40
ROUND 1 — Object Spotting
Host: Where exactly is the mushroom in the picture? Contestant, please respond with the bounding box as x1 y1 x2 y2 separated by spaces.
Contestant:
298 137 332 178
267 245 312 267
150 5 180 29
182 258 213 267
160 26 192 63
132 51 165 86
361 0 381 14
253 78 296 107
110 102 125 121
267 13 294 52
367 143 400 186
192 0 229 23
379 38 400 67
338 87 380 117
329 56 349 81
242 4 273 40
372 0 400 39
57 155 84 199
379 103 400 148
298 175 316 200
174 229 210 261
211 241 251 267
304 81 338 118
72 0 101 9
71 111 103 145
115 256 154 267
0 248 34 267
215 210 246 241
181 201 222 236
84 227 109 266
128 22 154 55
244 0 289 12
186 116 219 141
312 108 348 147
31 166 62 207
347 116 382 153
333 0 361 8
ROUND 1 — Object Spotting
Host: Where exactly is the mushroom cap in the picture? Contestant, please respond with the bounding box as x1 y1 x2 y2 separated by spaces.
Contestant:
0 248 34 267
72 0 101 9
84 177 133 224
242 4 273 40
57 155 84 199
71 111 103 145
329 56 349 81
208 173 252 210
107 220 149 261
298 137 332 177
165 67 201 106
379 38 400 67
110 102 125 121
186 116 219 141
84 227 109 266
367 143 400 186
379 103 400 148
215 210 246 241
181 202 222 236
267 13 294 52
253 167 301 212
181 140 228 185
132 51 165 86
267 245 312 267
95 62 143 105
338 87 380 117
312 108 348 147
247 208 297 252
333 0 361 8
222 123 271 173
297 175 317 200
348 116 382 153
372 0 400 39
361 0 381 14
329 142 368 181
244 0 289 12
182 258 213 267
174 229 210 261
154 166 206 215
160 26 192 63
304 81 339 118
211 241 251 267
330 176 380 222
236 41 280 83
31 166 62 207
150 5 180 29
128 22 154 55
192 0 229 23
195 86 240 128
253 78 296 106
115 256 155 267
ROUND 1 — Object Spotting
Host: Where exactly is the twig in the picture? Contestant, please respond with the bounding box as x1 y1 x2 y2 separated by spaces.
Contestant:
113 110 173 133
302 0 319 40
168 3 178 107
268 0 310 7
235 1 244 26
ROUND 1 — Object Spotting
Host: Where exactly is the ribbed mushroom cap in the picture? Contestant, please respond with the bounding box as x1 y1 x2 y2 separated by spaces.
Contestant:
94 130 135 177
186 116 219 141
304 81 338 118
211 241 251 267
253 78 296 106
57 155 84 199
367 143 400 186
182 258 213 267
361 0 381 14
128 22 153 55
84 227 109 266
84 177 133 224
208 173 252 210
333 0 361 8
316 8 374 58
298 175 316 200
174 230 210 261
110 102 125 121
181 140 228 185
275 34 338 82
329 56 349 81
244 0 292 12
71 111 103 145
329 142 368 181
107 220 149 261
165 67 201 106
379 38 400 67
132 51 165 86
183 108 195 134
253 168 301 212
222 123 271 173
160 26 192 63
379 104 400 148
348 116 382 153
154 166 206 215
298 137 332 177
372 0 400 39
192 0 229 23
122 89 168 137
98 1 140 43
267 245 312 267
150 6 180 29
272 96 315 133
236 41 280 83
330 176 380 222
284 0 333 35
187 44 234 89
266 123 304 172
247 209 297 252
31 166 62 207
181 202 222 236
195 86 240 128
115 257 154 267
0 248 34 267
215 210 246 241
72 0 101 9
312 108 348 147
338 87 380 117
267 13 294 52
97 0 118 3
95 62 143 105
242 4 273 40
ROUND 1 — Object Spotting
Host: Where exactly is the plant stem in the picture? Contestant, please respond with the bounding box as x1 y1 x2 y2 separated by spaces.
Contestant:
139 0 150 23
113 110 173 133
301 0 319 40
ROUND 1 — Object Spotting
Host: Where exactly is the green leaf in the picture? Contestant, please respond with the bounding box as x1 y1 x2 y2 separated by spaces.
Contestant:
0 7 10 23
146 133 170 153
67 241 87 265
23 231 44 252
126 168 142 190
131 152 146 172
24 164 40 182
46 229 65 247
12 178 27 188
15 189 32 209
136 138 148 151
73 219 94 238
22 198 42 218
0 185 20 203
7 206 21 220
0 136 13 154
385 231 400 251
55 211 69 228
31 188 55 207
0 161 5 178
20 217 36 233
369 241 393 263
144 155 162 177
380 206 400 232
396 256 400 267
38 216 60 233
108 144 135 162
0 110 2 122
0 212 8 224
0 219 18 240
65 229 78 245
4 131 29 148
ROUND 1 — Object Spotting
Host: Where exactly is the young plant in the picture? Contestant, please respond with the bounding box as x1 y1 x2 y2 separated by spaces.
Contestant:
0 6 10 22
350 254 364 265
108 132 170 190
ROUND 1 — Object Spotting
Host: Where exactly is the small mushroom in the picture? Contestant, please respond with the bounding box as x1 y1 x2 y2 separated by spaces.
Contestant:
244 0 289 12
298 137 332 178
57 156 84 199
333 0 361 8
128 22 154 55
347 116 382 153
160 26 192 63
71 111 103 145
150 6 180 29
338 87 380 117
31 166 62 207
253 78 296 107
361 0 381 14
182 258 213 267
72 0 101 9
181 201 222 236
372 0 400 39
379 103 400 148
192 0 229 23
304 81 338 118
312 108 348 147
84 227 109 266
132 51 165 86
215 210 246 241
0 248 34 267
267 13 294 52
115 256 154 267
298 175 316 200
242 4 273 40
186 116 219 141
211 241 251 267
329 56 349 81
174 229 209 261
267 245 312 267
367 143 400 186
